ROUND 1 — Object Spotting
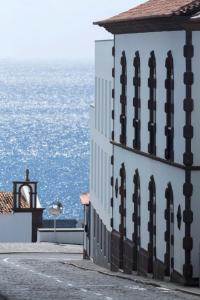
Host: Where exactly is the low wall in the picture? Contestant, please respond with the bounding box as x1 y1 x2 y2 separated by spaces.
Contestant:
0 213 32 243
42 219 78 228
37 228 84 245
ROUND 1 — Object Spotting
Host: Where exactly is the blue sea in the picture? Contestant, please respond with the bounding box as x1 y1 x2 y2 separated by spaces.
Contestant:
0 61 94 220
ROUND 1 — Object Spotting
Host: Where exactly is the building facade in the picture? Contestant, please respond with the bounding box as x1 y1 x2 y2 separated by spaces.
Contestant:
0 170 43 243
89 40 113 267
89 0 200 286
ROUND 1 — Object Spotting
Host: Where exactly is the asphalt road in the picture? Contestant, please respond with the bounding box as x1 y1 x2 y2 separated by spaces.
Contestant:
0 253 198 300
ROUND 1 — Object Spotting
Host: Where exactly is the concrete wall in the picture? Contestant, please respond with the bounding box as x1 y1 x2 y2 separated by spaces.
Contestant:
0 213 32 242
38 228 84 245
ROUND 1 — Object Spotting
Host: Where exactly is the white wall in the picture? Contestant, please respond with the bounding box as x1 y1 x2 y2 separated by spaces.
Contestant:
188 32 200 277
191 171 200 277
95 40 113 139
191 32 200 166
90 40 114 232
115 31 185 165
38 228 84 245
113 146 185 275
0 213 32 243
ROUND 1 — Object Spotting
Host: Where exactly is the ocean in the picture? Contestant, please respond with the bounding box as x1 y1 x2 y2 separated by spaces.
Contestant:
0 61 94 220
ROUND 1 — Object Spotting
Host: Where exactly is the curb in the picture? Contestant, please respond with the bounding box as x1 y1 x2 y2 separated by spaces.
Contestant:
67 262 200 298
0 252 83 255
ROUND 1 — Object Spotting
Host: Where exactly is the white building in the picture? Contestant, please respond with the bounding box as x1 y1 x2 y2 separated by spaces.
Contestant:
0 170 43 242
88 40 113 267
88 0 200 286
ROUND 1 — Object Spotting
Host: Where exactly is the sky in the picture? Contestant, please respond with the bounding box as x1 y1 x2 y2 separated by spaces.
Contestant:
0 0 145 62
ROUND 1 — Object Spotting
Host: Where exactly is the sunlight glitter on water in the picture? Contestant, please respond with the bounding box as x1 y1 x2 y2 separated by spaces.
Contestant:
0 61 94 219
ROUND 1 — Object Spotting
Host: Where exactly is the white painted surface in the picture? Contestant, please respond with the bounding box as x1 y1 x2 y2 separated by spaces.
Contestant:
21 186 41 208
191 171 200 277
38 229 84 245
91 30 200 278
191 32 200 166
0 213 32 242
115 31 185 165
113 146 185 275
90 40 113 232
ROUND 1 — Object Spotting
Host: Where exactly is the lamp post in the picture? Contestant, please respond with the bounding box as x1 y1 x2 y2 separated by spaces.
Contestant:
48 201 63 242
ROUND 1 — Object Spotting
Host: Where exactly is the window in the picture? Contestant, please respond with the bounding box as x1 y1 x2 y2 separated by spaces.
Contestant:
97 214 99 243
119 163 126 239
104 225 107 256
165 51 174 161
148 176 156 273
148 51 156 155
119 163 126 269
100 220 103 250
164 183 174 276
132 169 141 271
93 210 96 238
120 51 127 145
133 51 141 150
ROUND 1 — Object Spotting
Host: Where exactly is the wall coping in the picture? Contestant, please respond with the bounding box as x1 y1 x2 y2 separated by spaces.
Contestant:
38 228 84 233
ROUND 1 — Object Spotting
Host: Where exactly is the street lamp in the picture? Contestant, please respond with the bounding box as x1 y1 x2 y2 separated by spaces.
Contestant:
48 201 63 241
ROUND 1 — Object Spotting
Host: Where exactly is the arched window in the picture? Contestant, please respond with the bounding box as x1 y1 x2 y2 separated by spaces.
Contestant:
148 51 156 155
165 51 174 161
164 183 174 276
133 51 141 150
148 176 156 273
132 169 141 271
120 51 127 145
19 184 33 209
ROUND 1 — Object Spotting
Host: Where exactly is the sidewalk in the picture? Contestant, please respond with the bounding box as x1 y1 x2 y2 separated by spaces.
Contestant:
0 243 83 254
64 259 200 298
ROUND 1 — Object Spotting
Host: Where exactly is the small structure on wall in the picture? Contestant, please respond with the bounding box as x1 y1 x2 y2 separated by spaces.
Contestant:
88 0 200 287
0 170 44 243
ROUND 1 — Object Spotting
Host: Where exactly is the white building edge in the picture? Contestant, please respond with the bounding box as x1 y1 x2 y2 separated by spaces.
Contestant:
86 0 200 286
88 40 113 266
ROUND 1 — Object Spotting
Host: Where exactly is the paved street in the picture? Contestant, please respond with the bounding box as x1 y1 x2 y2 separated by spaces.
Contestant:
0 243 82 254
0 250 198 300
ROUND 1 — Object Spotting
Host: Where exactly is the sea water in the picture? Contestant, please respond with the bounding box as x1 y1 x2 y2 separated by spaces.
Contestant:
0 61 94 220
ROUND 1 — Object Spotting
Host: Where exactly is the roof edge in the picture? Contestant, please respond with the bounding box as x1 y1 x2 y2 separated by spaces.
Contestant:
93 13 174 26
94 0 200 28
94 15 200 35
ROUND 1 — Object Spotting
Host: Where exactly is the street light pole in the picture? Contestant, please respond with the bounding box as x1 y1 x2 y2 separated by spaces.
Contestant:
48 201 63 243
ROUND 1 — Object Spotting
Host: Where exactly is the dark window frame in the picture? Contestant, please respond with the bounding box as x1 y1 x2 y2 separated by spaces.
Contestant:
97 214 99 243
165 51 174 161
119 163 126 269
93 210 96 238
132 169 141 271
148 176 156 273
133 51 141 150
120 51 127 145
148 51 156 155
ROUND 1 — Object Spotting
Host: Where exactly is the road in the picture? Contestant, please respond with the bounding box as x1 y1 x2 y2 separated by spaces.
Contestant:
0 253 198 300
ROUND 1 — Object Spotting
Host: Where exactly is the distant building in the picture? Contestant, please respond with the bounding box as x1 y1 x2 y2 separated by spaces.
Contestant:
0 170 43 242
88 0 200 286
